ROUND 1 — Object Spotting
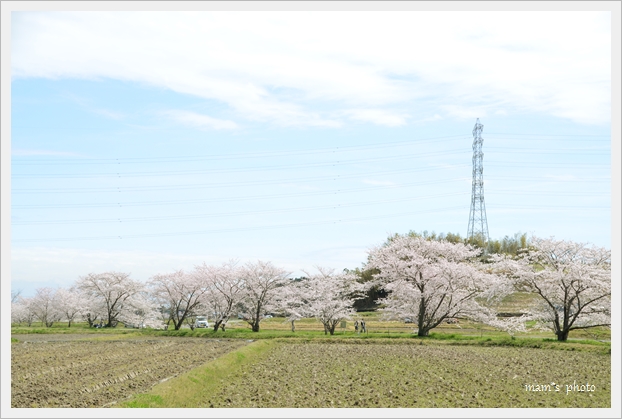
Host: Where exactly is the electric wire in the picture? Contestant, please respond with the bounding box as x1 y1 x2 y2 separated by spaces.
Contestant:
11 205 470 243
11 134 468 165
11 173 610 195
12 132 609 166
11 180 609 210
12 192 471 225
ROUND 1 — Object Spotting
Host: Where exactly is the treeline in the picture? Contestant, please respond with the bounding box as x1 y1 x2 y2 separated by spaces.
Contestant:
400 230 529 256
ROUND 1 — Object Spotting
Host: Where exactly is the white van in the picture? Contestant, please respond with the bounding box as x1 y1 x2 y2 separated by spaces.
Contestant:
195 316 209 328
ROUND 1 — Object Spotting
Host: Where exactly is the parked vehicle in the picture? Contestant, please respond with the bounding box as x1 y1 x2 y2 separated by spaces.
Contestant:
124 322 145 329
195 316 209 328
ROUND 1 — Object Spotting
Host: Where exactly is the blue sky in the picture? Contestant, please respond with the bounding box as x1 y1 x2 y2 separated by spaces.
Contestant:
5 9 616 298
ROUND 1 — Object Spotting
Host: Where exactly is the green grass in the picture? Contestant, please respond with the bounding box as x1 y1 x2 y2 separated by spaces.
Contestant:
11 316 610 348
117 340 276 408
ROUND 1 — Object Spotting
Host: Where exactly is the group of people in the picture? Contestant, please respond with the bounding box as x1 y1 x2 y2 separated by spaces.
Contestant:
353 319 367 334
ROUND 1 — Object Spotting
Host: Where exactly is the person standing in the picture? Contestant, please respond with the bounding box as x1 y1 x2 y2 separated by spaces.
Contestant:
354 320 359 333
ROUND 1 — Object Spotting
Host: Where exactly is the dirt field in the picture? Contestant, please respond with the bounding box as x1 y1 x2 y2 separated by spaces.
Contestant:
11 334 248 408
202 342 611 408
11 335 611 408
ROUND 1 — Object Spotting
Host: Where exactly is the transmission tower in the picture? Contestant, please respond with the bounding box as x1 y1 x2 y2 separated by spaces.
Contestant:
467 118 489 245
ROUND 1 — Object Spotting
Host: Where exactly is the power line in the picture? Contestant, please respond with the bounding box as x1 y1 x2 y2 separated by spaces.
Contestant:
11 172 610 195
11 140 609 168
12 191 608 212
12 198 610 243
11 205 470 243
486 162 610 169
487 132 610 138
11 134 469 166
12 169 471 194
11 182 471 209
11 149 609 180
11 193 472 225
487 204 610 210
13 200 610 226
11 148 470 178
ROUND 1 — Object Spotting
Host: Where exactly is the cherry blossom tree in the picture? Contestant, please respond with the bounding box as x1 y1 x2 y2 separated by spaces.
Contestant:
75 271 144 327
273 279 306 332
195 260 244 332
55 287 86 327
118 290 166 329
493 237 611 341
484 315 529 337
147 269 210 330
79 291 107 327
286 267 365 335
29 287 63 327
367 235 506 337
237 260 290 332
11 296 36 326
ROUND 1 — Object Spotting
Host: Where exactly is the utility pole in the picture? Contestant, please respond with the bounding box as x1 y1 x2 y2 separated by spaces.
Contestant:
467 118 489 246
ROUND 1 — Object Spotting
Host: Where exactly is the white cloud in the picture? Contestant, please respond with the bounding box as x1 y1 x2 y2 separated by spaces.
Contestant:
60 91 126 120
340 109 409 127
11 11 611 126
442 105 489 121
412 114 442 124
163 110 239 130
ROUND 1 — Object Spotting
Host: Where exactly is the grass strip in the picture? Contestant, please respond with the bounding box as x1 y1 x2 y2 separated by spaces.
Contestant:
116 339 276 408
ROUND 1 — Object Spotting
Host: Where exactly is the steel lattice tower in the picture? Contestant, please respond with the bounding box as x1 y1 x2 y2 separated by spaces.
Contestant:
467 118 489 244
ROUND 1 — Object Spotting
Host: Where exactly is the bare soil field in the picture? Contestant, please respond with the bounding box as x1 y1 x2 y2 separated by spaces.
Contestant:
12 335 610 409
202 342 611 408
11 334 248 408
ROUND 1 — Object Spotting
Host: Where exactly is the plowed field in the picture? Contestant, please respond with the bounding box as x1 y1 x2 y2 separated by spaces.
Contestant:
203 342 611 408
11 335 248 408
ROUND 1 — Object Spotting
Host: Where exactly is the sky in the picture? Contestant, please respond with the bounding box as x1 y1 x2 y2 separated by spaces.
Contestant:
4 8 616 300
1 3 620 419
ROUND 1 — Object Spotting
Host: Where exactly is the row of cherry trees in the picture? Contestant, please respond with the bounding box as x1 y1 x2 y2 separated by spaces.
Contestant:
11 260 361 335
11 236 611 340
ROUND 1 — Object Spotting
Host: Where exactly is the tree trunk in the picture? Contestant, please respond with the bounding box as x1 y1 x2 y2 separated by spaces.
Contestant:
291 320 295 332
86 313 97 327
252 321 260 332
557 329 569 341
417 293 427 338
213 320 222 332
